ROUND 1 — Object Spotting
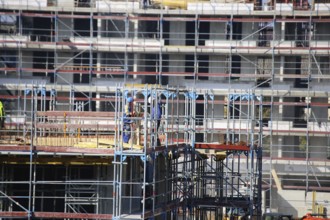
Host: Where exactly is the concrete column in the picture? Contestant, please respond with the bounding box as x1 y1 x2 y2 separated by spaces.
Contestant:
133 19 139 79
282 97 298 158
311 97 327 123
209 21 226 40
96 16 102 112
271 136 283 158
208 95 225 143
168 54 185 85
168 21 186 85
309 97 328 159
284 56 297 85
315 23 330 40
282 137 297 158
281 20 285 41
56 52 74 84
242 22 256 40
277 97 284 157
57 17 73 41
169 21 185 46
56 16 74 85
209 55 227 82
21 51 33 78
279 56 284 82
309 137 327 159
240 57 256 81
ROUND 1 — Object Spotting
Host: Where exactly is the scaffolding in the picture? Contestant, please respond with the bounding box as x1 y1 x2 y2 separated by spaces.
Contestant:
0 0 330 218
0 85 263 219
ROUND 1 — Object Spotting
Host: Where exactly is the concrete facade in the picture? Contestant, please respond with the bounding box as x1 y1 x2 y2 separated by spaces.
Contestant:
0 0 330 218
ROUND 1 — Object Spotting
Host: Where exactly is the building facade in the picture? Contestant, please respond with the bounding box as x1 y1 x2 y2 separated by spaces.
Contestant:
0 0 330 218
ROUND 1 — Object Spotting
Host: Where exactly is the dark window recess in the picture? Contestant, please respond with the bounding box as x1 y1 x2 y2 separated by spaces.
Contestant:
73 52 96 84
185 21 210 80
256 78 270 87
226 21 231 40
186 21 195 46
232 21 242 40
198 55 209 80
144 54 157 84
0 54 16 68
185 55 194 80
226 21 242 40
198 21 210 46
185 55 209 80
294 56 308 88
293 97 307 128
145 20 158 38
161 54 169 85
74 17 97 37
258 22 273 47
195 133 204 142
230 55 241 80
256 57 271 88
33 51 54 83
74 92 96 111
229 99 240 119
77 0 92 7
295 23 310 47
163 21 170 46
32 17 52 42
196 96 204 126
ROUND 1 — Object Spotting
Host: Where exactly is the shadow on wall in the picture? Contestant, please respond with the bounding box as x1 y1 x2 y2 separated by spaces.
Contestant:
271 189 299 217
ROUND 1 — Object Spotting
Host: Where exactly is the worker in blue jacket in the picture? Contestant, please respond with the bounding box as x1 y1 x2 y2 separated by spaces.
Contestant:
149 96 162 146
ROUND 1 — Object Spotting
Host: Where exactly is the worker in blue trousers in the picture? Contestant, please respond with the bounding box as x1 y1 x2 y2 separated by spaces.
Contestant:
123 97 134 144
149 96 162 146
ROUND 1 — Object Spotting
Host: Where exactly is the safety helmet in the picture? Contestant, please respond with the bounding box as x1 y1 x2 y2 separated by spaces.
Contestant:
127 97 134 103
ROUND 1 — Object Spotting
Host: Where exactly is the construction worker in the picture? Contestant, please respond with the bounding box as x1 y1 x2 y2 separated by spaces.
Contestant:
123 97 134 144
149 96 162 146
0 100 5 129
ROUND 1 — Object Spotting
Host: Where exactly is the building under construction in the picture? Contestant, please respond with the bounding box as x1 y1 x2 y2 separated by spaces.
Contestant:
0 0 330 219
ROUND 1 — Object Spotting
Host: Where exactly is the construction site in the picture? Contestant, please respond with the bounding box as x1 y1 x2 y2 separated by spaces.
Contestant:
0 0 330 219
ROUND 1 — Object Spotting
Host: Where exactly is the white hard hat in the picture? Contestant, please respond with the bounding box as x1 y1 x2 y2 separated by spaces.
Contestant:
148 96 152 104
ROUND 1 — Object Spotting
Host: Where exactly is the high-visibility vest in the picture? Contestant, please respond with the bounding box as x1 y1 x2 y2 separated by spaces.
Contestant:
0 101 4 118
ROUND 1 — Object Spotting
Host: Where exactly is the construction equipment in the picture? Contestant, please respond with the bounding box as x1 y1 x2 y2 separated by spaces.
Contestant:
262 213 293 220
151 0 209 9
301 213 330 220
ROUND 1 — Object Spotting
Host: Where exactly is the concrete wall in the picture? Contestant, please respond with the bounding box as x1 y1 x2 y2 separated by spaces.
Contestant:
168 54 185 85
209 21 226 40
57 17 73 41
315 23 330 41
169 21 185 46
284 56 297 84
282 136 297 158
272 135 284 157
209 55 227 81
105 20 126 38
311 97 328 122
241 56 257 76
21 51 33 77
309 136 328 159
282 97 296 120
168 21 186 84
242 22 257 40
56 52 73 84
270 190 330 218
